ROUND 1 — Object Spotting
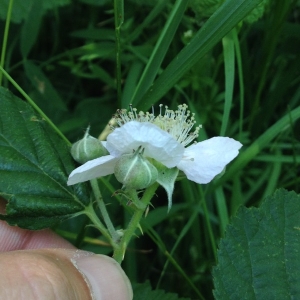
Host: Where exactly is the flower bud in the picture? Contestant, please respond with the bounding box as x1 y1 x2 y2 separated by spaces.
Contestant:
71 130 108 164
114 149 158 189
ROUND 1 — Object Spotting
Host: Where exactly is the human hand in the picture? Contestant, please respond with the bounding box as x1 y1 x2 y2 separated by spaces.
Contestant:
0 199 133 300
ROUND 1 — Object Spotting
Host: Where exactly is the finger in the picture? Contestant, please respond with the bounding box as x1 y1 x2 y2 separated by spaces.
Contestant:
0 197 74 251
0 248 133 300
0 222 75 251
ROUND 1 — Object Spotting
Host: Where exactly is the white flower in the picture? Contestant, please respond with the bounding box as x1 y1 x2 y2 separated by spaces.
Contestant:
67 105 242 186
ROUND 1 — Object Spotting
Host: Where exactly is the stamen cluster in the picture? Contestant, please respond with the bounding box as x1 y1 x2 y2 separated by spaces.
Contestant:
111 104 201 147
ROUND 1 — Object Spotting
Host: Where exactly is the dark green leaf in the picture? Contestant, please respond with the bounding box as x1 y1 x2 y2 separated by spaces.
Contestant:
213 189 300 299
0 87 90 229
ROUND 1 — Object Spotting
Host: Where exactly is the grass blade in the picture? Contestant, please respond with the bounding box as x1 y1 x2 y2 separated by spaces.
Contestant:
138 0 264 111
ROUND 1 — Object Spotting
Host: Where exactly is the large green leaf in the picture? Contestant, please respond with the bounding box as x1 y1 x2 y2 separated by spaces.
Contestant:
136 0 264 111
213 189 300 299
0 87 90 229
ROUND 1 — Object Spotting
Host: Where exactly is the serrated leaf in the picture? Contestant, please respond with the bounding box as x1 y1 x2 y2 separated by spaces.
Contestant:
213 189 300 299
133 281 190 300
0 87 90 229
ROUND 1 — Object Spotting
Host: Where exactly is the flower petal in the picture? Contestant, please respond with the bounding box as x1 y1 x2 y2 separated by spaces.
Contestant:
177 137 242 184
67 155 117 185
106 121 184 168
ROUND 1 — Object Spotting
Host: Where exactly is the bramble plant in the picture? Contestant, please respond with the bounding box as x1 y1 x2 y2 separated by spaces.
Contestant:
67 104 242 262
0 0 300 299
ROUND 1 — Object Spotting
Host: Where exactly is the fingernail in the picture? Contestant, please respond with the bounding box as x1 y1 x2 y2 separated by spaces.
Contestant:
71 251 133 300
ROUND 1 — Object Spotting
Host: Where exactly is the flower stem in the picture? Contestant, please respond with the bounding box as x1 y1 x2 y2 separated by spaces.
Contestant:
90 179 120 243
113 182 159 264
84 203 117 248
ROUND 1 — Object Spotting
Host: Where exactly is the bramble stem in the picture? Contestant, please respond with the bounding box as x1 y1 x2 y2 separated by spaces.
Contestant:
113 183 159 264
90 179 120 243
84 203 117 248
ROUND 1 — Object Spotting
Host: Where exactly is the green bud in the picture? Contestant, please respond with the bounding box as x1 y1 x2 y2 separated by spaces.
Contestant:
71 128 108 164
114 148 158 190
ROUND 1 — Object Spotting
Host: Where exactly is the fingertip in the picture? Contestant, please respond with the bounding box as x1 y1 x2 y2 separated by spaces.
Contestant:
72 251 133 300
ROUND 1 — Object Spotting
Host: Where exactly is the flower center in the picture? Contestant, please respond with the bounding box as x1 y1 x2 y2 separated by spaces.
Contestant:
111 104 201 146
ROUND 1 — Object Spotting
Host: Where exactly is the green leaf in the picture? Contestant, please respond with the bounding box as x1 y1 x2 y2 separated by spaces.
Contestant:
137 0 264 111
0 87 90 229
133 281 190 300
213 189 300 299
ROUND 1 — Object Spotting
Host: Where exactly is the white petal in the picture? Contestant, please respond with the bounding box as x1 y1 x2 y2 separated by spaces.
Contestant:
106 121 184 168
101 141 107 148
67 155 117 185
177 137 242 184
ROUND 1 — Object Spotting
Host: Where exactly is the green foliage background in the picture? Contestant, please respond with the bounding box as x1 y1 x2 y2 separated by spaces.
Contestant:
0 0 300 298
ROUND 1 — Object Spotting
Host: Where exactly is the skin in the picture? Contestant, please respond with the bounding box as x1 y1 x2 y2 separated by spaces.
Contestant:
0 199 133 300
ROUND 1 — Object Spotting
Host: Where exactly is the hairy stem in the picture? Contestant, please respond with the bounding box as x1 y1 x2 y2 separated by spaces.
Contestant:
90 179 120 243
113 183 159 263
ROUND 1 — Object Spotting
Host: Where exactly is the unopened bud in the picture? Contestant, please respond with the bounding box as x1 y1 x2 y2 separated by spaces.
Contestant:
114 148 158 189
71 128 108 164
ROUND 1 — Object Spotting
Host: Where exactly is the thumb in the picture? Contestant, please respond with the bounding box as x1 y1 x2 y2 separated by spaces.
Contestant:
0 249 133 300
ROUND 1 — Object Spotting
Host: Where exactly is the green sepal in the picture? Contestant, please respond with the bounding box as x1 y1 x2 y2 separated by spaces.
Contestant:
154 161 179 212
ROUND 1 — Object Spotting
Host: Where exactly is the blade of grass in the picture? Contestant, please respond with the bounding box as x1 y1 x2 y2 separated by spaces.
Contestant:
261 150 282 200
114 0 124 106
220 29 235 136
126 0 167 43
131 0 189 107
138 0 264 111
156 210 198 288
250 0 292 130
0 0 14 86
121 61 143 107
212 105 300 189
0 66 70 146
146 227 205 300
233 28 245 140
215 186 229 236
